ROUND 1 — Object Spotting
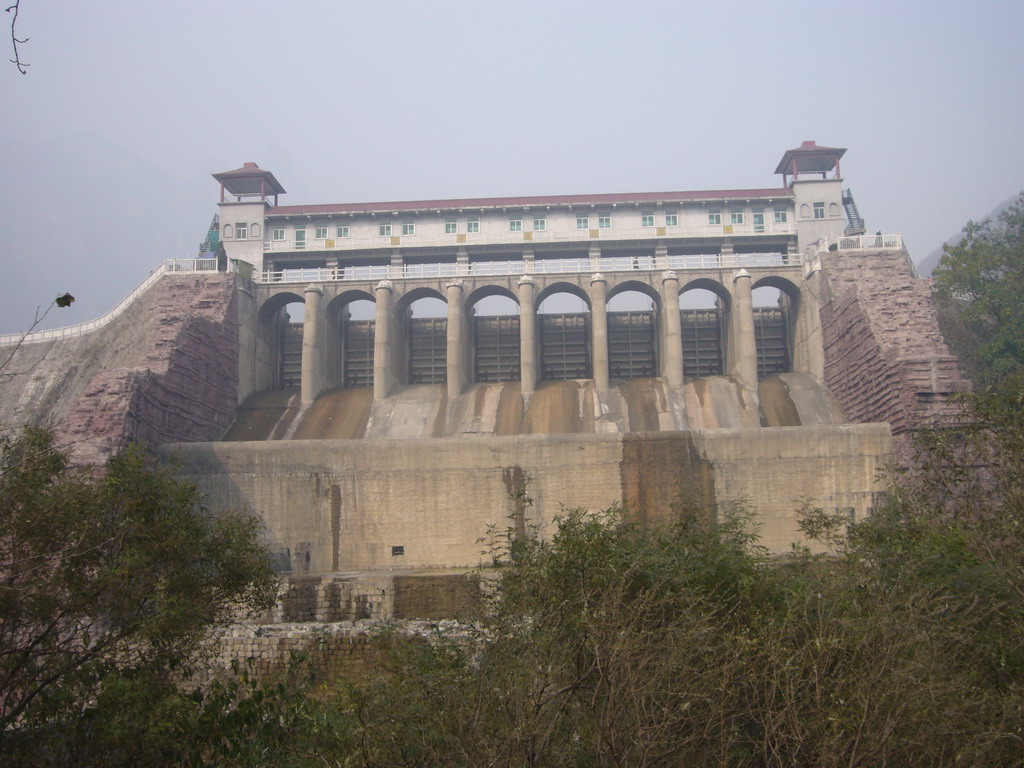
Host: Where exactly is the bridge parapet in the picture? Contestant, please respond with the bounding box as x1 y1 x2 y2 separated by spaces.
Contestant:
255 251 796 286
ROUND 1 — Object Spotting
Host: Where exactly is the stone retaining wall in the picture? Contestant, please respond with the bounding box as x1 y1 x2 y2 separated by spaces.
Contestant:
819 248 968 464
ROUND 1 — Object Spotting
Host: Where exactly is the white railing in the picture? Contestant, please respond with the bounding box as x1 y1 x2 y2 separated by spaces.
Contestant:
470 260 527 276
599 256 657 271
0 259 222 346
255 252 798 286
667 252 790 270
824 233 903 251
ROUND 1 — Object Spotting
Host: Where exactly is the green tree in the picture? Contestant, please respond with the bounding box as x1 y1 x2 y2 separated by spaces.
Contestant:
0 427 278 762
933 193 1024 383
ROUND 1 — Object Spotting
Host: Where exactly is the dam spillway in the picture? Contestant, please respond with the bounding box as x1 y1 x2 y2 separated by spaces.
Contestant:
221 372 845 442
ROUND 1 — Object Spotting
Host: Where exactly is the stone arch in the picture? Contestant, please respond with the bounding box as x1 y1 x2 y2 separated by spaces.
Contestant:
257 291 305 390
607 279 662 309
751 275 801 378
466 285 521 384
536 281 592 381
535 280 592 310
606 280 661 380
326 290 377 388
395 287 448 385
678 278 730 378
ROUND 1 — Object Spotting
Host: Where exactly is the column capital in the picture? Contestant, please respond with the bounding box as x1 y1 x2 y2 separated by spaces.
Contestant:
375 279 394 292
445 279 464 291
517 274 535 287
303 283 324 296
732 268 751 282
590 272 606 285
660 270 679 284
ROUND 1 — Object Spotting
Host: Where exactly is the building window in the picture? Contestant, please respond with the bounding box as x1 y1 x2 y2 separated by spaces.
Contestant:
509 218 522 232
337 225 350 238
467 217 480 233
315 225 328 239
708 211 721 226
235 222 248 239
665 213 678 227
272 227 286 241
533 216 546 231
379 222 392 237
402 221 416 236
813 202 825 219
295 229 306 248
444 218 457 234
576 215 589 229
774 209 788 224
641 213 654 227
598 215 611 228
731 212 744 225
753 213 765 233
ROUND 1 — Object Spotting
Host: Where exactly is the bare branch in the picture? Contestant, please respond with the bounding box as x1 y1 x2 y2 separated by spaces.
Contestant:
6 0 27 74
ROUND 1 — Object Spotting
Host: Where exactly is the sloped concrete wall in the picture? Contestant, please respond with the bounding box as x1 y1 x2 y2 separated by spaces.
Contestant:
164 423 891 568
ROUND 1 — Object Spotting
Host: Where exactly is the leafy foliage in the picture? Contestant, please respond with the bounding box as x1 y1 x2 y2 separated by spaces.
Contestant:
933 192 1024 383
7 377 1024 766
0 427 277 762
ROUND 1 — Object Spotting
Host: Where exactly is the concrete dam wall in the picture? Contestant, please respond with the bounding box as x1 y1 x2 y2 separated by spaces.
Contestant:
165 424 891 570
0 243 963 568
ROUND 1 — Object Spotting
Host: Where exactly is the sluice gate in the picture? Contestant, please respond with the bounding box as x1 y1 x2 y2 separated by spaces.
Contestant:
473 315 520 383
540 314 591 381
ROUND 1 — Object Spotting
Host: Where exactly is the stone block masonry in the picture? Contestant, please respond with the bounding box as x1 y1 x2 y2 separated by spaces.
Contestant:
819 248 969 465
0 275 240 465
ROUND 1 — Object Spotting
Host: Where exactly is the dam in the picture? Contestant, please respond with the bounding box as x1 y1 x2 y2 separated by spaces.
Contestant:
0 142 967 573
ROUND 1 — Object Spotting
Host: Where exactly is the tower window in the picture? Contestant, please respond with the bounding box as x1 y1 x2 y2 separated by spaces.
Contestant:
813 202 825 219
235 222 248 239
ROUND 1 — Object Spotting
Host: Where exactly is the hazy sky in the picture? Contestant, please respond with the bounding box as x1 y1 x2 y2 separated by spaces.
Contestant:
2 0 1023 332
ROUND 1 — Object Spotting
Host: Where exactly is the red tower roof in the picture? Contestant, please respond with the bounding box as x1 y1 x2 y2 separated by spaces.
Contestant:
774 141 847 177
212 162 286 199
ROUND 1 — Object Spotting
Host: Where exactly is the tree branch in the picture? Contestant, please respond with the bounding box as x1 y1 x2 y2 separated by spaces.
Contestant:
6 1 27 74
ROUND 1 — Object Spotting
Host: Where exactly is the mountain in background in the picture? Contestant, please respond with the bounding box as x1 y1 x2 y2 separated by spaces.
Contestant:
917 195 1019 276
0 134 214 334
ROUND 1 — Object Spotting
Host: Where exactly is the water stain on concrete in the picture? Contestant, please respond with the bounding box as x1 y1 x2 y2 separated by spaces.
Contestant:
292 386 372 439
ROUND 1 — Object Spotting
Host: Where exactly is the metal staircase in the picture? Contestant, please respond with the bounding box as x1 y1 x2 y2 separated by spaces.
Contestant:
842 189 866 235
199 214 221 255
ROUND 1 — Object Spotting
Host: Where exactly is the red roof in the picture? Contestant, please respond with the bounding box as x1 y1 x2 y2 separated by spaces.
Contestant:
267 187 792 217
212 162 287 196
774 141 847 175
